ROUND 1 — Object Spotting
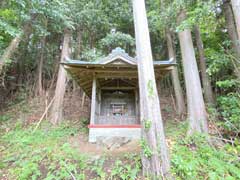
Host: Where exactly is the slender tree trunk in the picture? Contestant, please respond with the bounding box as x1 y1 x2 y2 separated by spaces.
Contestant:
75 28 82 59
132 0 171 178
0 17 34 75
49 29 71 125
177 10 208 135
194 26 215 105
0 35 21 74
231 0 240 39
73 28 82 94
166 29 186 115
223 1 240 78
35 36 46 96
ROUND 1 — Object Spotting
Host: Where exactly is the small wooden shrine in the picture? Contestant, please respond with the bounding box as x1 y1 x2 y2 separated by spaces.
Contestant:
63 47 175 142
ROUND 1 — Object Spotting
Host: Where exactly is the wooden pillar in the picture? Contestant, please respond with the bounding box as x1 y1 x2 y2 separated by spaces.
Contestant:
135 89 139 120
98 89 101 115
90 76 96 124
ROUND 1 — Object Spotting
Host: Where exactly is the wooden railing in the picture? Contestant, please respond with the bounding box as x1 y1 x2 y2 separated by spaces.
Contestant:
95 115 139 125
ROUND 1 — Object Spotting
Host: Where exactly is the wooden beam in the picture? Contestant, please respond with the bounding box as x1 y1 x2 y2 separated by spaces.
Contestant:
101 87 136 90
96 74 137 78
90 75 96 124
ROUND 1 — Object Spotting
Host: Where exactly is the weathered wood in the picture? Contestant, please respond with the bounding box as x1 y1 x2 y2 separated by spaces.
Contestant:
194 26 215 105
132 0 171 178
95 115 138 125
81 92 86 108
166 29 186 115
96 74 138 78
33 96 55 133
90 75 97 124
0 35 21 74
101 87 136 90
177 10 208 134
231 0 240 39
35 36 46 96
223 1 240 79
49 29 71 125
98 89 101 115
135 89 139 118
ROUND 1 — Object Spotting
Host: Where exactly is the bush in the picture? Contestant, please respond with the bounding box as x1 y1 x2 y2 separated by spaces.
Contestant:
171 134 240 180
217 93 240 135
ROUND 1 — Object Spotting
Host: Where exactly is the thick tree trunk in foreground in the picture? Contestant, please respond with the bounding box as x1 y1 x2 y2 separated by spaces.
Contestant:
49 29 71 125
166 29 185 116
177 10 208 135
132 0 171 178
0 35 21 74
35 36 46 96
231 0 240 39
223 1 240 78
194 26 215 105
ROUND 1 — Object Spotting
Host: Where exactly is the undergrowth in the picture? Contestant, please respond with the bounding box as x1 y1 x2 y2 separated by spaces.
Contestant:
0 102 239 180
0 118 141 180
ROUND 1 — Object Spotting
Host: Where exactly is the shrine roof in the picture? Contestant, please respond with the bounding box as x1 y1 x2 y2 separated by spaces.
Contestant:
62 47 176 97
62 47 175 67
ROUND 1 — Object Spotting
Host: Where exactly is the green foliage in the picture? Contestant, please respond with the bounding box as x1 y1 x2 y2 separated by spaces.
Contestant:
147 80 154 97
171 133 240 180
144 119 152 131
1 122 85 179
100 31 135 53
205 48 232 77
0 115 12 123
0 119 143 179
140 139 153 158
217 93 240 134
111 155 141 180
81 48 104 61
91 158 106 179
216 79 240 90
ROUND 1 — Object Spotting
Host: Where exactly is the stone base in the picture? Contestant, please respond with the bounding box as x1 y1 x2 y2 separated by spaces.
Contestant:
88 126 141 143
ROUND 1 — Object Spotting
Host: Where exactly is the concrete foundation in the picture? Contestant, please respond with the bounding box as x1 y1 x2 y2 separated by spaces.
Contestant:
89 128 141 143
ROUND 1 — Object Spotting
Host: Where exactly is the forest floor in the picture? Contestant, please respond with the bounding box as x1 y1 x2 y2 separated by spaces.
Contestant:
0 94 239 180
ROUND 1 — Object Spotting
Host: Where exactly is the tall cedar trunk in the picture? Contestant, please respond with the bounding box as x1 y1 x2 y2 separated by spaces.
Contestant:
166 29 186 115
35 36 46 96
132 0 171 178
231 0 240 39
49 29 71 125
177 10 208 135
223 1 240 79
194 26 215 105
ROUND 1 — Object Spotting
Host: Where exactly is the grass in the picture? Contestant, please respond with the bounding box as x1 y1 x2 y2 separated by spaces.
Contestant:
0 116 141 180
0 101 240 180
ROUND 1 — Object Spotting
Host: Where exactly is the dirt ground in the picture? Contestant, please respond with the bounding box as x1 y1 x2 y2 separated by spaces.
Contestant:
68 133 141 156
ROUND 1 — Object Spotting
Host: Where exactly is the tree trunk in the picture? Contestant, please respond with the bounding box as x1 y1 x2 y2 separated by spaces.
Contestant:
0 35 21 74
0 17 34 75
35 36 46 96
132 0 171 178
73 28 82 94
75 29 82 59
231 0 240 39
223 1 240 78
177 10 208 135
194 26 215 105
49 29 71 125
166 29 186 115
